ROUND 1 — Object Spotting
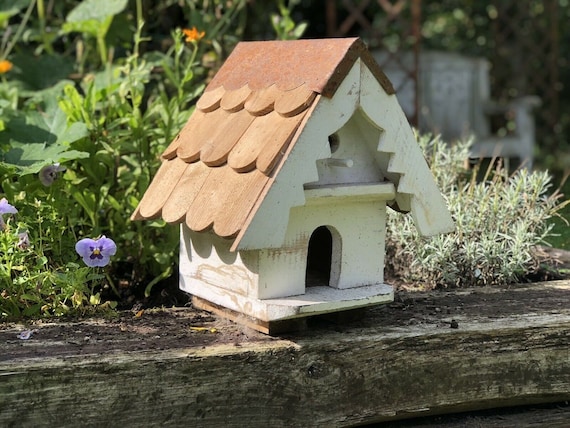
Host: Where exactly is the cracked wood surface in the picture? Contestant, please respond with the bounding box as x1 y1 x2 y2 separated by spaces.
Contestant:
1 280 570 427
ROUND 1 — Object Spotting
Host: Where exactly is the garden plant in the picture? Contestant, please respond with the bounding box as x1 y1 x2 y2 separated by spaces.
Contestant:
386 134 569 289
0 0 567 321
0 0 252 319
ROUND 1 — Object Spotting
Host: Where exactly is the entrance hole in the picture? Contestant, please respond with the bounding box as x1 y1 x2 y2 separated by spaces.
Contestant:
305 226 333 287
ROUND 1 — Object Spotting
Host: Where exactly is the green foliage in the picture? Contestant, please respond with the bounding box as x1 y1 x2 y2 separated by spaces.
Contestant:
271 0 307 40
62 0 129 65
0 180 116 319
386 135 568 289
1 103 89 175
0 0 248 319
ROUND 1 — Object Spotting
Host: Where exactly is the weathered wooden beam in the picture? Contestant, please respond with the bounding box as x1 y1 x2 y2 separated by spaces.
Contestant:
1 281 570 427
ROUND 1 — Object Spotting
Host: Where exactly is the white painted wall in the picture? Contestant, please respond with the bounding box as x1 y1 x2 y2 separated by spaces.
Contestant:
179 227 259 298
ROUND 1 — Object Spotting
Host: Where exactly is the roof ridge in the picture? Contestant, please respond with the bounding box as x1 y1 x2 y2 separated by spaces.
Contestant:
203 38 393 97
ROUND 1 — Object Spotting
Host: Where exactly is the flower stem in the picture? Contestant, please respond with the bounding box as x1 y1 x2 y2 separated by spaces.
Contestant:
36 0 54 55
2 0 36 60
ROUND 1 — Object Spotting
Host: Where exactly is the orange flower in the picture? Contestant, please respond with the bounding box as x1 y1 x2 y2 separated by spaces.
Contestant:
182 27 205 43
0 60 13 74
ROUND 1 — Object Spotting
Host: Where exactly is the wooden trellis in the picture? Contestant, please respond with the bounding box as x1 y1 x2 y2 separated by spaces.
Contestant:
325 0 562 152
490 0 560 148
325 0 421 126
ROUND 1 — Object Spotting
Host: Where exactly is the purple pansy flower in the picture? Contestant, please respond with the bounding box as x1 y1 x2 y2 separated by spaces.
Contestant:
17 330 34 340
39 163 66 186
0 198 17 230
0 198 17 215
75 235 117 267
17 231 30 250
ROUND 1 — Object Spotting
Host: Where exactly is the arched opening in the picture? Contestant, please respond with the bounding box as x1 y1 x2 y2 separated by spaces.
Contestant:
305 226 341 288
328 133 340 153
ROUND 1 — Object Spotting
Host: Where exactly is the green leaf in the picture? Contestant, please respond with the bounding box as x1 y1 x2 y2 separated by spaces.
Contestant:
62 19 109 38
0 106 89 175
0 0 30 27
3 142 90 175
70 190 97 222
10 54 75 92
23 304 42 317
66 0 128 23
89 293 101 306
144 267 172 298
0 105 90 175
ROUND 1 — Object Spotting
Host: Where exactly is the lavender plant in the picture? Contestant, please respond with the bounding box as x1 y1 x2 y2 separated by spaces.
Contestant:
386 134 568 289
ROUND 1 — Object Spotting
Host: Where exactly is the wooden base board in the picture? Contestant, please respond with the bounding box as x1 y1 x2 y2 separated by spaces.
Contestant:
191 296 306 334
192 296 368 334
182 277 394 323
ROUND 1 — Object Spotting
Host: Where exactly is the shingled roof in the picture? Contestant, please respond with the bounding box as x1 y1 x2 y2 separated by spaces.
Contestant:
132 39 390 231
132 37 453 250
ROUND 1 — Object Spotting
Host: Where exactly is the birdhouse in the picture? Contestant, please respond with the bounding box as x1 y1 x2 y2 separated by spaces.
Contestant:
132 38 454 331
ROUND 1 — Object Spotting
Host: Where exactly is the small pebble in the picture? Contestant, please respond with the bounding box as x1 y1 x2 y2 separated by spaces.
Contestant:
17 330 33 340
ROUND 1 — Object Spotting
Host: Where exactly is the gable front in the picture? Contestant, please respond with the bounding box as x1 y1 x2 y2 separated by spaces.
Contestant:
234 59 455 251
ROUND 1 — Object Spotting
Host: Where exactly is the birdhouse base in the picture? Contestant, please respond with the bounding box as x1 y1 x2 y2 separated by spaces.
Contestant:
185 282 394 334
191 295 382 335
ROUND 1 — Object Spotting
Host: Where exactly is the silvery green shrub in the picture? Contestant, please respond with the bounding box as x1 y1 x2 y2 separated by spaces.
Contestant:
385 134 566 289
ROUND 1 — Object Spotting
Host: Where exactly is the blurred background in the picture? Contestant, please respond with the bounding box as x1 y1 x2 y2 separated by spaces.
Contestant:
249 0 570 175
11 0 566 173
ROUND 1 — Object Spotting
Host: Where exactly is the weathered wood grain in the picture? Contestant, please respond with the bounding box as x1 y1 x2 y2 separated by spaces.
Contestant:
133 156 188 219
244 84 280 115
195 85 224 112
199 108 256 167
256 111 307 175
2 281 570 427
274 84 317 117
161 161 211 224
227 111 304 173
162 109 206 160
176 108 231 162
220 85 252 112
211 169 269 238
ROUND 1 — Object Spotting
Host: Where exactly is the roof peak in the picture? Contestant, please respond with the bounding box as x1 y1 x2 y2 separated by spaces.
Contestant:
205 37 394 97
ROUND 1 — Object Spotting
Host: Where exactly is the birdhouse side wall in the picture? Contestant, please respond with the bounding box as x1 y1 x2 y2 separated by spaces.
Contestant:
179 227 261 299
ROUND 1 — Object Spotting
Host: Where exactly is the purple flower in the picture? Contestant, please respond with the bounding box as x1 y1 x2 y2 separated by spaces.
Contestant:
39 163 66 186
17 231 30 250
17 330 34 340
0 198 17 215
75 235 117 267
0 198 17 230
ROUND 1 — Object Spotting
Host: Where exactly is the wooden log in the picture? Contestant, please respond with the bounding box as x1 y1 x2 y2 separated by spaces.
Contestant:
1 281 570 427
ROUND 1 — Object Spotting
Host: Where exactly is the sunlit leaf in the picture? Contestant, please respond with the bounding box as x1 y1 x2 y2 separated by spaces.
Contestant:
66 0 128 23
89 293 101 305
0 105 89 174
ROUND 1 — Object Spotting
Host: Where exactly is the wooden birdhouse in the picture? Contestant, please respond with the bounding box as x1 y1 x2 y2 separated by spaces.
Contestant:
132 38 454 332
